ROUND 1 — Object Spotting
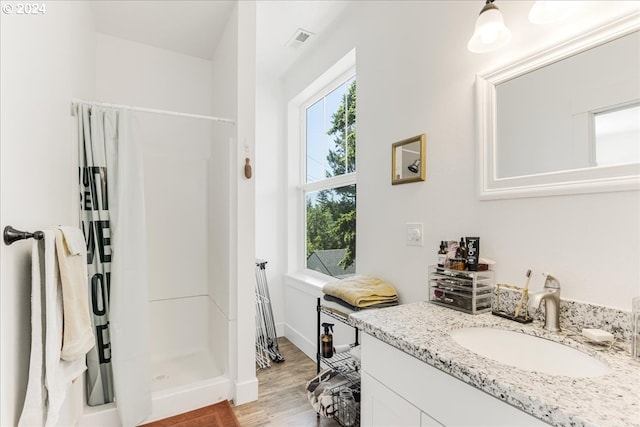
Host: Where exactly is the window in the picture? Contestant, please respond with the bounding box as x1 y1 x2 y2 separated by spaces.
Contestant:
302 75 356 278
594 103 640 167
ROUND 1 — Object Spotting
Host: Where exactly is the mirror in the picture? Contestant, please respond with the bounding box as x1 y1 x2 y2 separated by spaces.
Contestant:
392 134 426 185
476 14 640 200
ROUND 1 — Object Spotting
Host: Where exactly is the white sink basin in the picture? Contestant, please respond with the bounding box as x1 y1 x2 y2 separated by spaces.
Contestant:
450 327 610 378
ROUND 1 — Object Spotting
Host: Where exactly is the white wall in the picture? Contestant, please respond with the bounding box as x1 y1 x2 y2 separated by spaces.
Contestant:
272 1 640 357
210 2 258 405
235 1 258 404
255 68 287 336
0 2 96 425
95 33 213 111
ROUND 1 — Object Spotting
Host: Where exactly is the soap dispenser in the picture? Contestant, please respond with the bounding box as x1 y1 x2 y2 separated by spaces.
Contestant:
321 322 335 358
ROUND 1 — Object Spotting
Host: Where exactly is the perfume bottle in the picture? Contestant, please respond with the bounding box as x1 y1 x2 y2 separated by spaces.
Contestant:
437 241 447 267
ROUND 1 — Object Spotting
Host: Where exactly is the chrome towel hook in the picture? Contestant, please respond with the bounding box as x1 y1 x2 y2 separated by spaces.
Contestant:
3 226 44 246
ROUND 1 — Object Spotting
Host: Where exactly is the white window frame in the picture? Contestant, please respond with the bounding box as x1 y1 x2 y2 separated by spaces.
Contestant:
286 50 356 279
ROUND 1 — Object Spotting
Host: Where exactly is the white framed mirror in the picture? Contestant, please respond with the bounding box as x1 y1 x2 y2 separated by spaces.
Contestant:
476 13 640 200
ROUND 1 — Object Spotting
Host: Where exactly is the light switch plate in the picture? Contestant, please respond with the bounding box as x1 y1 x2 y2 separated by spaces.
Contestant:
406 223 423 246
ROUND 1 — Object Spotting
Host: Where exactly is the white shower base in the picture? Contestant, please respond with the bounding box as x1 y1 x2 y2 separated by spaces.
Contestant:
79 351 231 426
148 373 231 424
151 350 222 392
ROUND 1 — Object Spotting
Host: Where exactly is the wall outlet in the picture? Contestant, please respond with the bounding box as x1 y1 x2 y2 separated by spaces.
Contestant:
406 223 423 246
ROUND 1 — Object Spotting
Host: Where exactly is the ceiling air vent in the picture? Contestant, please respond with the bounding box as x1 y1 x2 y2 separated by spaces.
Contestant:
286 28 314 49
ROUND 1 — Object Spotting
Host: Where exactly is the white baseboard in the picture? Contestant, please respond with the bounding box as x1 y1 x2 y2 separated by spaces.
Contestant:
275 321 285 338
284 323 316 361
234 377 259 406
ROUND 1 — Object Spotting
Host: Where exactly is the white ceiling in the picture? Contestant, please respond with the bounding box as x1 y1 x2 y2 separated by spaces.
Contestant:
255 1 349 76
90 1 349 77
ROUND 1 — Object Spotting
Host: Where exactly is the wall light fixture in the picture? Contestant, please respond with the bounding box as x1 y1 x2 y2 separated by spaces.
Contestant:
529 1 571 24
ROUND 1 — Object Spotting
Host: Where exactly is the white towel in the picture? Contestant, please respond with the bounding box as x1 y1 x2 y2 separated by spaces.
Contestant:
55 227 94 361
18 230 88 427
18 236 47 427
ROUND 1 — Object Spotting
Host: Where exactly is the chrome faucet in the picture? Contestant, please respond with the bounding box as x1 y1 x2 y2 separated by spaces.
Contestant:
528 273 561 332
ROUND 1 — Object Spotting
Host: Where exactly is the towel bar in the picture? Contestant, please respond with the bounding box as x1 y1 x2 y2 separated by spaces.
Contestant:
3 226 44 246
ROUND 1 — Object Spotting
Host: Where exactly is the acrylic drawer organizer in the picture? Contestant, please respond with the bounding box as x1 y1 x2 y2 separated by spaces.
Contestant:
429 266 494 314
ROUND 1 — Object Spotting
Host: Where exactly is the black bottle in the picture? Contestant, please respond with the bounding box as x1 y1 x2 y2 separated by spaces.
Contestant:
466 237 480 271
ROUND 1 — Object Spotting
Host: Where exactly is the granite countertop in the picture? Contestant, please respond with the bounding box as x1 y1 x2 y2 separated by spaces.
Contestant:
349 301 640 427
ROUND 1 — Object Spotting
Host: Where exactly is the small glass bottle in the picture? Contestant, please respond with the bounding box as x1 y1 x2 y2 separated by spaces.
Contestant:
632 296 640 360
437 241 447 267
457 237 467 259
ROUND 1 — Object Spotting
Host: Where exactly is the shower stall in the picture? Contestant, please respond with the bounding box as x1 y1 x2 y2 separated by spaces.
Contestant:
143 112 233 421
79 109 236 425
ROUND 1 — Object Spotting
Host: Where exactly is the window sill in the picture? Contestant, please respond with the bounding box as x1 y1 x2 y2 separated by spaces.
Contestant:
284 270 337 296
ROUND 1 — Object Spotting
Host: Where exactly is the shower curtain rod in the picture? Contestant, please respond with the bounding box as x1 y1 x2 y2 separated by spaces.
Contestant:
71 98 236 124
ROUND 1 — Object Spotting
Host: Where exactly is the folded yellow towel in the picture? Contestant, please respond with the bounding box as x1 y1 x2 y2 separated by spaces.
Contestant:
55 228 95 361
322 275 398 308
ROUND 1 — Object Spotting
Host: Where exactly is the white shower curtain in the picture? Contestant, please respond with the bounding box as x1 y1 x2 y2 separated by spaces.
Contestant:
77 104 151 426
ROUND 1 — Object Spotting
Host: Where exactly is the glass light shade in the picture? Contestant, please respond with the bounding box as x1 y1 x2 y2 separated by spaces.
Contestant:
529 1 570 24
467 7 512 53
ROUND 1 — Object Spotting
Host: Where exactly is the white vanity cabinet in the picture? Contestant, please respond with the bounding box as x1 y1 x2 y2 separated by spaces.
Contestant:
360 333 547 427
361 371 426 427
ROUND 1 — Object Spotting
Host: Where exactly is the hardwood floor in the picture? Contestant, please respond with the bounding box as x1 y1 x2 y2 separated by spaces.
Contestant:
141 401 240 427
232 338 341 427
